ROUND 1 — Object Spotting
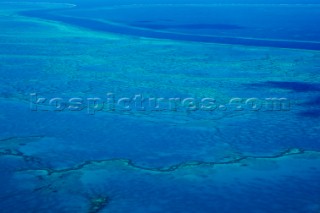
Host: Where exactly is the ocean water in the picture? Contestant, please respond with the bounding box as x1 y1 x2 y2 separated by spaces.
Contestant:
0 0 320 212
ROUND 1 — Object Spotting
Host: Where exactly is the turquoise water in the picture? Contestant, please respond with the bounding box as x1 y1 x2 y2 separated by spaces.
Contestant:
0 1 320 212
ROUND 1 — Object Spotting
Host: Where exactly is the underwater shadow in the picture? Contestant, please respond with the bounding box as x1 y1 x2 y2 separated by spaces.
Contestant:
298 109 320 118
246 81 320 93
245 81 320 118
299 96 320 118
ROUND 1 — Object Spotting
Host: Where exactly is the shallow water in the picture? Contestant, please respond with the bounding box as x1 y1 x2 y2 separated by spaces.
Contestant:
0 1 320 213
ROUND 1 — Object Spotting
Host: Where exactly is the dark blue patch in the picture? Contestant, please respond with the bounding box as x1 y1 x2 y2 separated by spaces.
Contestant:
304 96 320 106
299 96 320 118
247 81 320 92
298 110 320 118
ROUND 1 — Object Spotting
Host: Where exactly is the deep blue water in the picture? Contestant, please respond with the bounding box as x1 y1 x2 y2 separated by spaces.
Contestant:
0 1 320 213
21 3 320 50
